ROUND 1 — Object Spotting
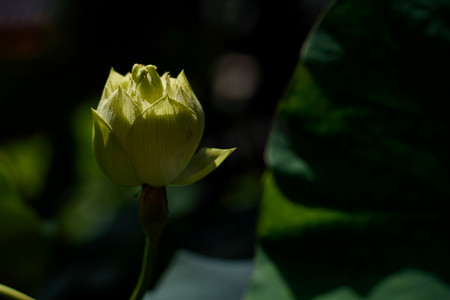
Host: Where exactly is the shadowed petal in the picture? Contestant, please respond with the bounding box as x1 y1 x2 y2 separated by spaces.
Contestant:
176 70 204 126
91 108 140 186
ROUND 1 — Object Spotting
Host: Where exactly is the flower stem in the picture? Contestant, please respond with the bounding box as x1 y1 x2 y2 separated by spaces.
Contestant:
129 237 157 300
0 284 35 300
129 185 168 300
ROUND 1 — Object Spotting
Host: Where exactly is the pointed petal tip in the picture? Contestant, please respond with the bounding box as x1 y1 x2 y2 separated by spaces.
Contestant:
177 69 188 83
117 85 127 95
90 108 98 124
170 147 236 186
107 67 126 79
91 108 105 123
91 107 113 131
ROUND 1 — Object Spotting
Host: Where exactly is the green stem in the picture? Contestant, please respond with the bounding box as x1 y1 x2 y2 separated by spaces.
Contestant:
129 237 158 300
0 284 35 300
129 185 168 300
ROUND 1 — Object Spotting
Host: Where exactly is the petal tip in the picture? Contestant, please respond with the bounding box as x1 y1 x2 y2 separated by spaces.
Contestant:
170 147 237 186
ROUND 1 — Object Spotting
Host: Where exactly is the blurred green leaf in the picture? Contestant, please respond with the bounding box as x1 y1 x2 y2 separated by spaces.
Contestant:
57 180 139 244
312 287 362 300
311 269 450 300
243 246 296 300
0 133 47 242
269 0 450 213
246 0 450 299
0 134 52 199
258 172 375 240
0 193 43 240
0 135 49 292
368 269 450 300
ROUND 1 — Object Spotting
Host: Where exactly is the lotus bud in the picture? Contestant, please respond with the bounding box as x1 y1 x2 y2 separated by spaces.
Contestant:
92 64 235 187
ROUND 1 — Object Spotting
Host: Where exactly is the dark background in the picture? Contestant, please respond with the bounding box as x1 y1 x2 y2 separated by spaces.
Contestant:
0 0 328 299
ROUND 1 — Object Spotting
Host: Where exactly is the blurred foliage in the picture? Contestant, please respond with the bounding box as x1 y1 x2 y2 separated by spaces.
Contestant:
0 105 139 295
312 269 450 300
0 134 52 200
0 134 49 293
245 0 450 299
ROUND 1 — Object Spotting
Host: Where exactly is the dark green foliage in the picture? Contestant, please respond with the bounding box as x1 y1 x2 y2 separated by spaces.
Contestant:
245 0 450 299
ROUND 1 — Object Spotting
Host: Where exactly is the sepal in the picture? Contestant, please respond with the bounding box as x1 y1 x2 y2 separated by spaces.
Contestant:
171 147 236 185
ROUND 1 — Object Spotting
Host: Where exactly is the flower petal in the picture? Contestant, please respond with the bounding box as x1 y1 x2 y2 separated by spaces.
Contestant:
96 86 141 146
176 70 204 126
101 68 132 101
91 108 140 186
176 70 190 89
132 64 164 104
177 87 205 139
170 147 236 185
161 72 176 99
129 95 202 186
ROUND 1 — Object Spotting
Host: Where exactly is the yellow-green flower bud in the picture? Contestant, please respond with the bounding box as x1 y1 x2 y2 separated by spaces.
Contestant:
92 64 235 187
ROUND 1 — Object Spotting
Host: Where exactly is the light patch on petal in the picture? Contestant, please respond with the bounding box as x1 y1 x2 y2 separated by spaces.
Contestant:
171 147 236 185
129 96 202 187
91 109 140 186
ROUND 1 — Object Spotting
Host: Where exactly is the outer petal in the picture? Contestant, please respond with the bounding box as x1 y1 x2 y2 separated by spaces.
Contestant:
176 86 205 138
176 71 205 126
170 147 236 185
96 86 141 147
176 70 191 90
91 109 140 186
129 95 202 187
161 72 176 98
101 68 132 101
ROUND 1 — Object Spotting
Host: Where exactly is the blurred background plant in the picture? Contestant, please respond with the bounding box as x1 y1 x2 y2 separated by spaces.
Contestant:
1 0 450 299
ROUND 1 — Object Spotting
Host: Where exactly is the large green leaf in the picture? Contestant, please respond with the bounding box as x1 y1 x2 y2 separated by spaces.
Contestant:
246 0 450 299
269 0 450 213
